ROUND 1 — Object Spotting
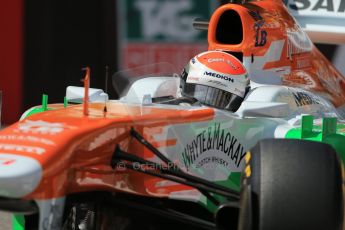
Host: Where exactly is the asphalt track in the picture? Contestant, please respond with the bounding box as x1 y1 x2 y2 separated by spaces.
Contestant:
0 212 12 229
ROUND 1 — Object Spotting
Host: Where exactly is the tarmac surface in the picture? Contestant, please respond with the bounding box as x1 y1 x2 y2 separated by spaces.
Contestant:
0 212 12 229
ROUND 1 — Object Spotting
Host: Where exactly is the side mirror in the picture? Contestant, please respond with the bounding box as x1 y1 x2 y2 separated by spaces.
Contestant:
66 86 108 103
236 101 289 118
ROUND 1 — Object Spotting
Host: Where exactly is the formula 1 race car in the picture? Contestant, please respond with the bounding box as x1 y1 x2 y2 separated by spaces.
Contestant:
2 0 345 230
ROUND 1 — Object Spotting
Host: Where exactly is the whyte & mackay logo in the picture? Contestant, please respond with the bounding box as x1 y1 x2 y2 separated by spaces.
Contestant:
181 123 246 171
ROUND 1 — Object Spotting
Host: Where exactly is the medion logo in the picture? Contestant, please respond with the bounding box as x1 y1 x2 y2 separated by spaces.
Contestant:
204 71 234 82
292 91 320 107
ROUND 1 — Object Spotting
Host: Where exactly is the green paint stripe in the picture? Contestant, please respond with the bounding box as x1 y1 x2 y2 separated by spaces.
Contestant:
285 117 345 166
25 107 54 117
198 172 242 213
12 215 25 230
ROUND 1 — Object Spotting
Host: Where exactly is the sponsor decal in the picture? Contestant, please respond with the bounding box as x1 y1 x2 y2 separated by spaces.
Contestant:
0 144 45 155
283 71 316 89
287 0 345 13
287 28 312 58
15 120 76 135
120 0 217 70
188 76 200 82
87 128 125 151
245 151 251 164
204 71 234 82
248 10 267 47
181 123 246 171
187 66 247 96
207 58 239 70
316 63 344 95
208 80 227 88
292 91 321 106
0 158 16 166
131 0 205 41
295 57 311 69
245 165 251 178
0 135 56 146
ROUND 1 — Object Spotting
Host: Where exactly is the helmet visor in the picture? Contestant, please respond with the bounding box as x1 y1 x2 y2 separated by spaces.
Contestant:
182 82 242 111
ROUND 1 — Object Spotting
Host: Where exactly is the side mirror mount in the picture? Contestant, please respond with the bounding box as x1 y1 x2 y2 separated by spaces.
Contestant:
193 18 209 31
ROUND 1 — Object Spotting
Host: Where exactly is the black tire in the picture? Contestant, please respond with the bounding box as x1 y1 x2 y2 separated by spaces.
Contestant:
238 139 343 230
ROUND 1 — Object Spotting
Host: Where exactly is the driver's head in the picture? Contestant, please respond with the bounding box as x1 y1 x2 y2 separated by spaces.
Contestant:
180 51 249 111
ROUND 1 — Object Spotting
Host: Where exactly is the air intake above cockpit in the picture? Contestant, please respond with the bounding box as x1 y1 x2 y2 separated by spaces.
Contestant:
216 10 243 45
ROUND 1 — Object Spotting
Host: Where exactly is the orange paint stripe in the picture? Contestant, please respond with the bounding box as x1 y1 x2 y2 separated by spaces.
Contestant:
151 139 177 148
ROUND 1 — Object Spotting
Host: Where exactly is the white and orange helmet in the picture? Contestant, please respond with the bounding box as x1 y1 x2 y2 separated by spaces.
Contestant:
180 51 249 111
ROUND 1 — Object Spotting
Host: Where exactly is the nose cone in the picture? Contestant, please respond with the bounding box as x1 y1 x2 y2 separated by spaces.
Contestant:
0 154 42 198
